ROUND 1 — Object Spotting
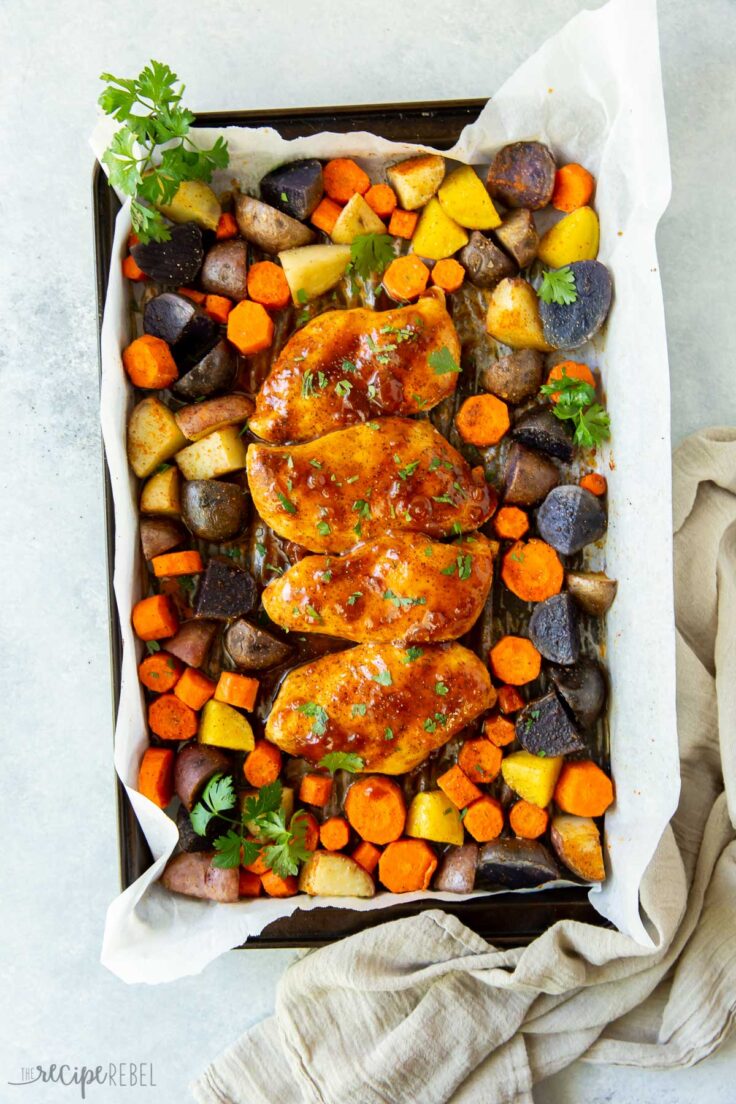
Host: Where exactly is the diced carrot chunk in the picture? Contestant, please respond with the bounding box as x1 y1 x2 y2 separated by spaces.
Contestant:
365 183 397 219
464 796 504 842
388 208 418 239
215 672 259 711
227 300 274 355
137 747 175 807
238 869 262 896
122 334 178 390
216 212 238 240
580 472 607 496
261 870 299 897
151 551 204 578
351 840 381 874
299 773 333 807
174 667 216 711
310 196 342 236
122 254 147 281
323 158 370 204
204 295 233 324
132 594 179 641
437 764 482 809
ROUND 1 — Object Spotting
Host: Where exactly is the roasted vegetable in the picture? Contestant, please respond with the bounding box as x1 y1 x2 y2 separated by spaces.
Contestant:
176 803 211 852
331 193 386 244
298 852 375 898
165 619 218 668
566 571 618 616
437 165 501 230
265 641 494 773
486 142 556 210
528 593 580 664
475 838 559 889
492 208 539 267
194 558 257 620
504 442 559 506
181 480 247 541
406 791 464 846
175 426 247 481
175 394 253 442
199 698 255 752
155 180 221 232
140 465 181 517
501 749 563 807
261 532 495 643
511 409 574 462
224 618 291 671
411 197 469 261
140 516 185 560
260 158 324 221
143 294 218 369
248 298 461 442
536 485 607 555
501 538 563 602
551 815 606 882
554 760 614 817
131 222 204 284
174 743 232 810
538 207 599 268
171 339 237 401
433 843 478 893
278 242 351 303
247 417 496 554
548 657 607 729
458 231 516 288
127 397 188 479
479 349 544 405
387 154 446 210
200 240 249 300
486 277 552 351
516 691 585 756
161 851 239 902
235 193 315 253
539 261 613 349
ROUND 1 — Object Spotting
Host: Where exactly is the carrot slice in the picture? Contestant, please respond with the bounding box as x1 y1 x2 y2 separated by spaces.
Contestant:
351 840 381 874
483 713 517 747
431 258 465 293
299 774 333 808
244 740 282 787
501 540 564 603
319 816 350 852
489 635 542 686
261 870 299 897
238 869 262 897
456 394 510 447
204 295 233 324
227 300 274 355
552 164 595 213
463 796 504 842
364 183 397 219
122 334 178 390
580 472 607 496
247 261 291 311
344 776 406 844
137 747 175 807
310 196 342 235
509 800 549 839
122 254 147 282
215 672 259 711
378 839 437 892
216 212 238 240
132 594 179 641
138 652 183 693
388 208 418 239
382 255 429 301
554 760 614 817
458 738 502 784
151 551 204 578
493 506 529 541
496 686 525 715
546 360 595 401
437 764 482 809
148 693 198 741
174 667 216 711
323 158 370 204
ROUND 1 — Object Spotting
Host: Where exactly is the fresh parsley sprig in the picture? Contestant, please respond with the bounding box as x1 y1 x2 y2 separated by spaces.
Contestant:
98 61 229 242
348 234 396 280
538 266 578 306
540 372 611 448
319 752 365 774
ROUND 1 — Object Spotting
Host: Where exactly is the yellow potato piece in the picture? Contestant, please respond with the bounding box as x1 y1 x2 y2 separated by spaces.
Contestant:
175 426 247 481
298 852 375 897
412 198 469 261
438 165 502 230
278 243 351 304
537 206 599 268
501 750 563 807
331 193 386 244
127 397 188 479
156 180 221 232
486 277 552 352
406 791 465 846
140 465 181 517
199 700 255 752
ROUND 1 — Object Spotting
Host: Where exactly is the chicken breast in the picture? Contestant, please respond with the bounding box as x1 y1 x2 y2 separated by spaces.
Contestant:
246 417 496 553
265 642 495 773
262 532 497 643
248 297 461 443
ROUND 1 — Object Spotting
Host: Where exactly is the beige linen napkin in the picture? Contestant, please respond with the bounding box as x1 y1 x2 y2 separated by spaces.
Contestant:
192 429 736 1104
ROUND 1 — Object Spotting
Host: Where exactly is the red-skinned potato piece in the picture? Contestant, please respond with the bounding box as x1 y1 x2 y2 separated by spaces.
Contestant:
161 852 239 902
165 619 219 668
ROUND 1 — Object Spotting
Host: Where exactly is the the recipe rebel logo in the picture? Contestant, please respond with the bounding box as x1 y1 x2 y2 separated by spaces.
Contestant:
8 1063 156 1098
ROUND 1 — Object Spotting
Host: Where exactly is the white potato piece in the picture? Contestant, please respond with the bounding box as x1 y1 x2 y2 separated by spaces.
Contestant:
278 243 352 304
175 426 247 480
387 154 446 210
140 465 181 516
127 397 188 479
551 815 606 882
331 193 386 244
298 852 375 898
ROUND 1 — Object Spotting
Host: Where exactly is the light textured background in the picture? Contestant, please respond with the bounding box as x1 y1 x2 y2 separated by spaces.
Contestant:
1 1 734 1101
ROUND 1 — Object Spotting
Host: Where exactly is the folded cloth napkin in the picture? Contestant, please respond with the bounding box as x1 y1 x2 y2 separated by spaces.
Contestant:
192 429 736 1104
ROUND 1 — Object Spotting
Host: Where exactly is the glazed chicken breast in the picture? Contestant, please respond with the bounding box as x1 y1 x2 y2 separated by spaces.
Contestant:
247 297 461 443
246 416 496 553
262 531 497 643
265 642 495 773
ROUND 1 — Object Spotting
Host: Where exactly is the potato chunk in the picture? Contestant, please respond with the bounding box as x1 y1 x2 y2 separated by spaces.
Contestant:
199 699 255 752
486 277 552 351
156 180 221 232
127 397 188 479
438 165 501 230
140 465 181 517
406 791 464 846
331 193 386 243
551 815 606 882
412 198 469 261
298 852 375 897
387 154 446 210
175 426 247 481
278 243 351 304
501 750 563 807
537 207 599 268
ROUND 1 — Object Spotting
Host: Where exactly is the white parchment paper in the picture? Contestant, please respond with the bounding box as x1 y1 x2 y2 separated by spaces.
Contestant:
93 0 678 983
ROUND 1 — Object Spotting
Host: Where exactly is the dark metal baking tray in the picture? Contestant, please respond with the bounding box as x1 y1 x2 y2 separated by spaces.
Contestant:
93 98 607 947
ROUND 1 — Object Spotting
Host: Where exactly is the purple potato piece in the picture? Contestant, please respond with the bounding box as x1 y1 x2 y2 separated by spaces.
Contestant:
224 618 292 670
476 838 559 889
174 743 232 810
182 480 248 542
548 658 607 730
486 142 556 210
195 559 258 620
176 804 212 852
139 517 186 561
172 339 237 401
459 231 517 288
528 593 580 665
131 222 204 285
260 159 324 221
434 843 478 893
161 852 239 902
201 240 249 300
511 408 574 462
516 692 586 757
492 208 539 268
536 485 607 555
539 261 613 350
504 443 559 506
165 619 218 667
143 293 219 369
480 349 544 404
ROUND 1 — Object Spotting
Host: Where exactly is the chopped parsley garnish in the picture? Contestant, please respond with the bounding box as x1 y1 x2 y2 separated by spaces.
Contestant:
335 379 352 398
297 701 329 736
538 266 578 306
316 520 331 536
383 589 427 609
348 233 395 280
319 751 364 774
277 491 297 514
540 372 611 448
434 682 449 696
372 668 393 686
428 346 461 375
351 703 368 717
384 727 395 741
403 646 424 663
347 592 363 605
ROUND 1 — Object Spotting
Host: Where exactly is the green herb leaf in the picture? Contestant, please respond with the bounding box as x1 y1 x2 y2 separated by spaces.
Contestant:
297 702 329 736
190 772 237 836
277 491 297 514
403 646 424 663
335 379 352 398
305 604 323 623
383 589 427 609
384 727 395 741
349 233 396 280
211 828 245 868
538 266 578 306
540 373 611 448
351 703 368 717
372 668 393 686
352 499 371 519
347 591 363 605
434 682 449 696
145 640 161 654
319 751 365 774
316 520 331 536
428 346 461 376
